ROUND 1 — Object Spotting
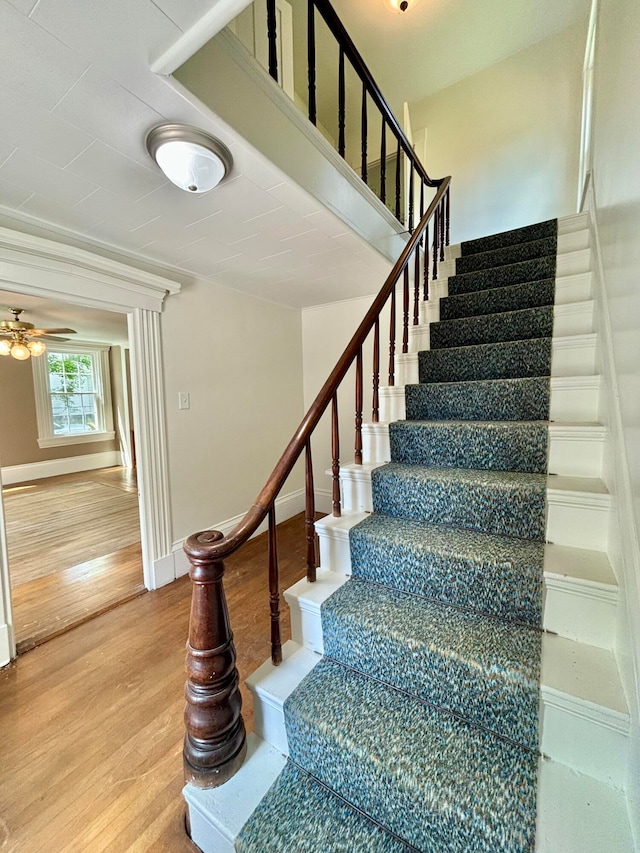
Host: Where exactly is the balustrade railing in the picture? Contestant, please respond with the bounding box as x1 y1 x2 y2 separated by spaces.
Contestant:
183 175 451 787
264 0 444 226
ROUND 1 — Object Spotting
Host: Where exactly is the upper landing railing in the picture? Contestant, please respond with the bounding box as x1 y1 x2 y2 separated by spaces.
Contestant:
267 0 444 226
182 0 451 788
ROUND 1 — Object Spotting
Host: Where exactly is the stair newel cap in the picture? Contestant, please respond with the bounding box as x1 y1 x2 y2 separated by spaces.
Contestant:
184 530 227 578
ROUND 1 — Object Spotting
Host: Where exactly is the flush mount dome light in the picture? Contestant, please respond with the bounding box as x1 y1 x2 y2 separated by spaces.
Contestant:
146 124 233 194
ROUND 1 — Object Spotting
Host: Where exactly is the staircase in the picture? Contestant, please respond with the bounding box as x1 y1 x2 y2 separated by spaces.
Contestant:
184 213 634 852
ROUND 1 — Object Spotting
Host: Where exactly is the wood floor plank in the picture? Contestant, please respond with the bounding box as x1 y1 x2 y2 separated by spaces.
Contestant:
3 467 145 651
0 512 311 851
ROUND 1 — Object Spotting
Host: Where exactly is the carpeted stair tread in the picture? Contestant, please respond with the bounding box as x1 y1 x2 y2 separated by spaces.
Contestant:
439 278 556 322
322 578 541 749
372 463 547 540
284 657 538 853
405 377 551 421
430 305 554 350
455 236 557 275
236 761 411 853
349 513 544 625
448 256 557 296
418 337 552 384
461 219 557 256
389 419 548 473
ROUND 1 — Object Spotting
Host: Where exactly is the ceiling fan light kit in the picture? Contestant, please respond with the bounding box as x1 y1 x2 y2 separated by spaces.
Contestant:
0 308 76 361
146 124 233 194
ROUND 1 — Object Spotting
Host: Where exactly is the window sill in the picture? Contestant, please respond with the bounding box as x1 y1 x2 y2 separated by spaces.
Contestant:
37 431 116 449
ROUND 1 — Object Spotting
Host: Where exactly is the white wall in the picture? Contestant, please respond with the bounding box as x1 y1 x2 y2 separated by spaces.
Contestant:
409 21 587 244
302 295 374 509
302 291 408 507
588 0 640 838
162 278 305 543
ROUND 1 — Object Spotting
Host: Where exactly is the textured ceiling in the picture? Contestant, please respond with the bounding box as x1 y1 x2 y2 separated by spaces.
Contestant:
0 0 588 315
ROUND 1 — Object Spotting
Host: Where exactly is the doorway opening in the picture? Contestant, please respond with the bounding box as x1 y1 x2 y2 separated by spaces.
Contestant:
0 292 144 652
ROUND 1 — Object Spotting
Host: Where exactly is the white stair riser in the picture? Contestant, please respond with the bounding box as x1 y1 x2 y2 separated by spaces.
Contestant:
362 423 391 466
379 386 406 422
312 525 616 650
547 430 604 478
428 270 593 307
251 691 290 756
285 590 326 656
554 303 594 336
546 491 609 551
380 379 601 423
335 468 610 551
249 630 625 788
551 336 597 377
543 578 617 650
418 301 594 339
540 699 627 789
397 353 419 385
405 330 597 377
362 422 605 478
185 735 287 853
445 221 591 262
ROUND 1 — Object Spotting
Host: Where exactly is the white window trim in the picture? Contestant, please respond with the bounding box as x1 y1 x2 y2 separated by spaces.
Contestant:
32 341 116 449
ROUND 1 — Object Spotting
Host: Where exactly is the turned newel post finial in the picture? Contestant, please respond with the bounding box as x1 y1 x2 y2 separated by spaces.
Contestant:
183 530 247 788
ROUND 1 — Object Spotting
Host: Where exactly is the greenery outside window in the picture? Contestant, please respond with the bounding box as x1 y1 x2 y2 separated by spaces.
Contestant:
32 342 115 448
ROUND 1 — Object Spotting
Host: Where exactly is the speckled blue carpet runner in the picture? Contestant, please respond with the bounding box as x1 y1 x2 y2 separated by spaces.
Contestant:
237 219 558 852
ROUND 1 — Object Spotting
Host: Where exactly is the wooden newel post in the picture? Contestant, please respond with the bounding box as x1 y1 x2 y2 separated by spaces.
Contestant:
183 530 247 788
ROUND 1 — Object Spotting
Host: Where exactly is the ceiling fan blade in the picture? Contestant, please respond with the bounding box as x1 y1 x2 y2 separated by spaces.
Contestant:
28 328 77 336
39 335 71 342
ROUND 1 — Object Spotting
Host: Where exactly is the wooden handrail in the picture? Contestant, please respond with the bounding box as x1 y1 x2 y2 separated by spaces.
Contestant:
184 176 451 565
183 176 451 788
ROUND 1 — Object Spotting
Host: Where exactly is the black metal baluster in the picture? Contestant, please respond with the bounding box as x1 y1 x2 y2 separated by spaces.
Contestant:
445 186 451 245
388 285 396 386
307 0 317 125
408 163 414 232
402 267 409 353
380 122 386 205
413 240 420 326
431 207 440 281
338 47 345 158
424 223 429 301
395 139 401 221
372 317 380 422
268 506 282 665
361 82 368 184
267 0 278 82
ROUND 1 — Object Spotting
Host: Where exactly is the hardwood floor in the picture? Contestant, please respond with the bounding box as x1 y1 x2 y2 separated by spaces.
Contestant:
3 467 145 652
0 512 310 852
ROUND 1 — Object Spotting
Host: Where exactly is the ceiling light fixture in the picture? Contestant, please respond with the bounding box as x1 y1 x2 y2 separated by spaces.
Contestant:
146 124 233 194
383 0 418 11
0 308 76 361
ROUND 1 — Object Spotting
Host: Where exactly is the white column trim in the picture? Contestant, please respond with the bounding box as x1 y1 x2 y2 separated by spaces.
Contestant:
128 309 174 590
0 227 181 653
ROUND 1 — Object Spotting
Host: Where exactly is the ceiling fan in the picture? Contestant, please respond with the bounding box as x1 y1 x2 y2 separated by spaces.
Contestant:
0 307 77 361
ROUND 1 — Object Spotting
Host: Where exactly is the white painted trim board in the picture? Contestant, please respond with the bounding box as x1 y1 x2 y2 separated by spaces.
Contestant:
1 450 122 485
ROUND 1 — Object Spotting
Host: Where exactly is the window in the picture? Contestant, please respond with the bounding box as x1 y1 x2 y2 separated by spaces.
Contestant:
32 342 115 448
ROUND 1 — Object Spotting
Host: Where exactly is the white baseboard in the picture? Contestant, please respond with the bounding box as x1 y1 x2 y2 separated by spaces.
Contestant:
1 450 122 485
0 623 11 668
172 487 307 578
